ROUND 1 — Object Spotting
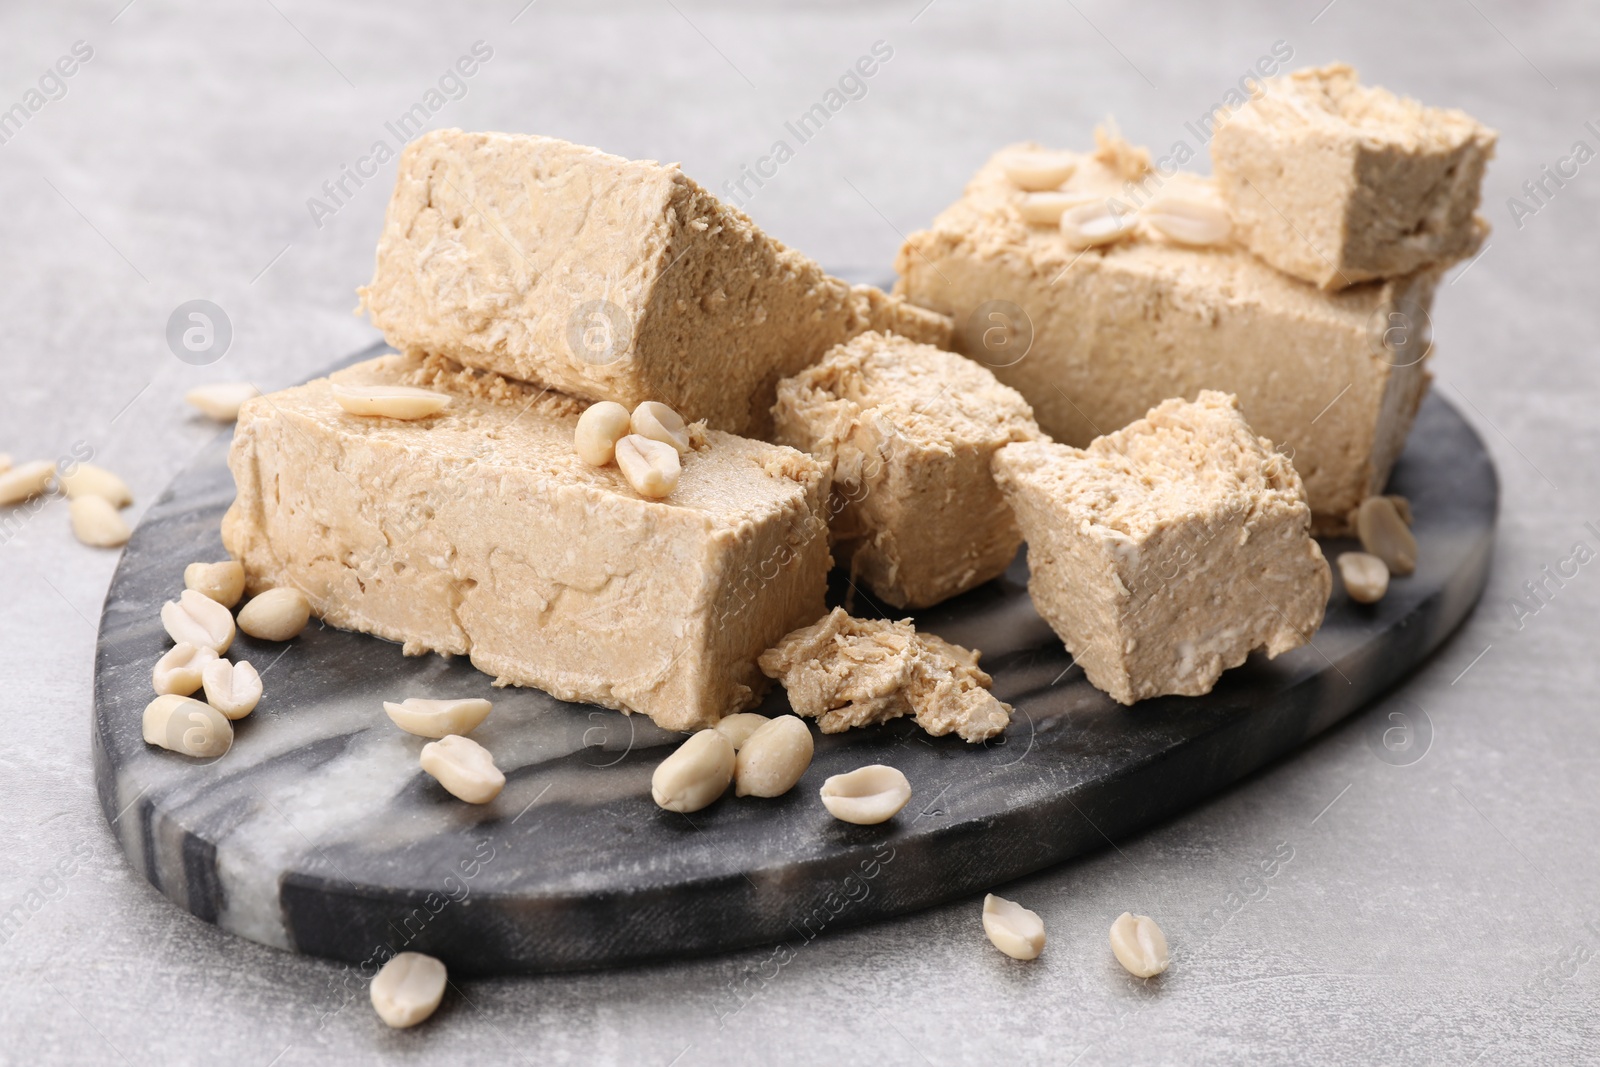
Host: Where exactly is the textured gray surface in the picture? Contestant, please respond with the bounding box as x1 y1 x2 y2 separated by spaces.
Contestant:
0 1 1595 1064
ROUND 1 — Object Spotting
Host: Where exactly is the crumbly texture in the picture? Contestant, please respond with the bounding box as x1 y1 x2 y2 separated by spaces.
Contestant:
893 138 1436 532
758 608 1012 743
771 332 1043 608
992 391 1331 705
358 130 952 437
221 353 832 732
1211 63 1496 289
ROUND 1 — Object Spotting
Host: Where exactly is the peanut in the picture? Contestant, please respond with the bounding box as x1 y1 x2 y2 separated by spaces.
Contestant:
237 587 311 641
819 764 911 825
1109 912 1169 978
330 383 450 420
161 588 235 654
651 729 735 813
733 715 813 798
69 495 131 548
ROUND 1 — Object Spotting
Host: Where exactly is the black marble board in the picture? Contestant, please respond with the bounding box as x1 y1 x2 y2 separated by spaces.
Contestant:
92 345 1497 974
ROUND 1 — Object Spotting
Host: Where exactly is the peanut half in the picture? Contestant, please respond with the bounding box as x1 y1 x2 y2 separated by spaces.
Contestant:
1018 190 1097 226
420 734 505 804
152 642 219 697
1337 551 1389 604
185 382 259 421
651 729 735 813
384 697 493 739
185 560 246 608
1357 496 1417 576
330 383 450 420
631 401 690 454
143 694 233 759
714 712 770 750
370 952 447 1029
69 495 131 548
202 659 262 719
1109 912 1170 978
237 587 311 641
0 460 55 505
983 894 1046 961
734 715 813 798
615 434 680 499
1060 200 1135 250
574 401 632 466
1002 150 1078 191
1142 190 1232 247
161 588 235 654
819 764 911 825
59 463 132 507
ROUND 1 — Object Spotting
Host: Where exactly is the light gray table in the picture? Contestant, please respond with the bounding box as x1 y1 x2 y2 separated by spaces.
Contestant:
2 1 1596 1063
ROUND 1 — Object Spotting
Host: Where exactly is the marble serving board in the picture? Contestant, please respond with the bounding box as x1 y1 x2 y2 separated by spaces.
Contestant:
92 345 1497 974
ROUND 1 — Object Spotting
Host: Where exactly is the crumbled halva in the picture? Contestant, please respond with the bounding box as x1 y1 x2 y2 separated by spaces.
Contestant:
991 391 1331 705
758 608 1012 742
359 130 952 437
894 137 1436 531
771 331 1043 608
221 353 832 731
1212 64 1496 290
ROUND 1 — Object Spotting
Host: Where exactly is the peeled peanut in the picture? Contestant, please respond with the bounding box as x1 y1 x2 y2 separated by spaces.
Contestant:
1142 190 1232 247
202 658 262 719
630 401 690 454
370 952 447 1029
152 642 219 697
384 697 492 739
1018 191 1097 226
1357 496 1417 576
1109 912 1169 978
185 561 246 608
59 463 132 507
1001 150 1077 191
330 383 450 420
143 694 233 758
651 729 735 813
185 382 259 421
615 434 680 499
1337 551 1389 604
714 713 770 750
1060 200 1136 250
0 460 55 505
419 735 505 804
69 495 131 547
734 715 813 798
819 764 911 825
574 401 632 466
237 587 311 641
161 588 235 654
983 894 1046 960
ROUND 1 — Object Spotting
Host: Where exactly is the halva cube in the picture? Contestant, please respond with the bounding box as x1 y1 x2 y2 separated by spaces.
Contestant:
222 353 832 731
1211 63 1496 289
992 391 1331 705
771 331 1042 608
359 130 951 437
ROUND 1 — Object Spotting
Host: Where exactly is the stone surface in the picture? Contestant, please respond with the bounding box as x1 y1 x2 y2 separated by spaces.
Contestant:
4 2 1595 1063
93 374 1491 973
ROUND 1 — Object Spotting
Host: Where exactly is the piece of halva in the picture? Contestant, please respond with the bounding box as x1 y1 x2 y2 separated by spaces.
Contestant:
221 353 831 731
758 608 1012 743
771 331 1042 608
894 137 1436 531
358 130 952 437
1212 63 1496 289
992 391 1331 705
